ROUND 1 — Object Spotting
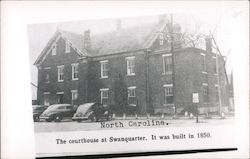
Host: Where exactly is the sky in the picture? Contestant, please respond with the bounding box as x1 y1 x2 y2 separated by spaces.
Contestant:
26 2 247 100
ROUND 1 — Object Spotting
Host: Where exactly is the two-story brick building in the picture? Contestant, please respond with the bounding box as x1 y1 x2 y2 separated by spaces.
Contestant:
34 16 230 115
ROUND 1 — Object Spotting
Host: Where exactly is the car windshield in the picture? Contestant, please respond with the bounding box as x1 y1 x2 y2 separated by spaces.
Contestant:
32 106 44 111
76 103 95 114
43 104 70 113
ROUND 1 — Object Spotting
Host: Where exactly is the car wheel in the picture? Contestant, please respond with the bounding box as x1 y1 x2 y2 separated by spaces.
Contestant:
107 115 112 121
76 119 82 122
90 115 96 122
33 115 39 122
46 118 52 122
54 115 62 122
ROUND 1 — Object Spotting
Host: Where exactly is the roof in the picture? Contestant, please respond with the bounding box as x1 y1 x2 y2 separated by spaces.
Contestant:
49 104 72 107
59 30 88 56
34 18 168 65
90 23 161 56
60 22 164 56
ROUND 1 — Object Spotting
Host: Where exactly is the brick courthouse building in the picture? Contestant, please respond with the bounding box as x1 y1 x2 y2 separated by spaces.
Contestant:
34 15 230 115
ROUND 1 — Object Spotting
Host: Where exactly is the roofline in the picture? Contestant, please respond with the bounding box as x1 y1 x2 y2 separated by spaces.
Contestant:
90 48 145 59
33 30 60 66
142 21 168 49
86 47 225 61
149 47 225 57
33 30 88 67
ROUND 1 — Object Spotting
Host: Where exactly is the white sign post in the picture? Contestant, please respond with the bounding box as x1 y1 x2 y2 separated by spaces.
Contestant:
192 93 199 123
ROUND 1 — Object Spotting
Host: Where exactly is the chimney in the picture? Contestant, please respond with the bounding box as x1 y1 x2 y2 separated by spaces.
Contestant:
116 19 122 31
205 36 212 53
83 29 91 51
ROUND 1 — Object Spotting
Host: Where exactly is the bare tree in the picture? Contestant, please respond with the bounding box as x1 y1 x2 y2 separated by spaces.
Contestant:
180 24 205 48
210 32 230 85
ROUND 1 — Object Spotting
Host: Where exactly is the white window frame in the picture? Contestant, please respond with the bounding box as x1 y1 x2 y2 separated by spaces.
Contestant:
56 92 64 94
128 86 136 97
212 56 218 75
162 54 172 75
45 73 50 83
100 60 108 79
100 88 109 105
56 92 64 104
163 84 173 105
71 63 79 80
71 90 78 104
128 86 136 106
44 67 51 83
201 53 207 74
57 65 64 82
65 41 70 53
126 56 135 76
164 84 173 96
52 44 57 56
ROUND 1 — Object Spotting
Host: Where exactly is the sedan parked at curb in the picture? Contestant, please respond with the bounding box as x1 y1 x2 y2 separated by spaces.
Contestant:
72 103 113 122
39 104 75 122
32 105 48 122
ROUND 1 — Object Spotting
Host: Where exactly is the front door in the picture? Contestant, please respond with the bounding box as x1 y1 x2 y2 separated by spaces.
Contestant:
57 94 64 104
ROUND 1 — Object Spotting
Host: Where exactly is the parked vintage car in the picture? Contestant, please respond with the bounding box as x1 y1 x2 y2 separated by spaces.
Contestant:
32 105 48 122
39 104 75 122
72 103 113 122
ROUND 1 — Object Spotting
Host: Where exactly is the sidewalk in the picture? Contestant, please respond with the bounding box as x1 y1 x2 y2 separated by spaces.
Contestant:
113 114 235 120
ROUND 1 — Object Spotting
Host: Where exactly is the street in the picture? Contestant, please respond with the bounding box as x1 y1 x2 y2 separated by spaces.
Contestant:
34 116 235 133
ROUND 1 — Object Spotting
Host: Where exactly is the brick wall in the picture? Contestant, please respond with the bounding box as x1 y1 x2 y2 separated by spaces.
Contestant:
37 37 86 105
88 51 148 114
37 36 229 115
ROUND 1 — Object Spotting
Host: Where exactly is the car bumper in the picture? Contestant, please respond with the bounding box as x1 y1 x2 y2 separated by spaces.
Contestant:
72 116 89 120
39 116 50 119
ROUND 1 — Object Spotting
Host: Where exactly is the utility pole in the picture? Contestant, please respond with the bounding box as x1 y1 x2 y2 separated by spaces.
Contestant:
215 48 222 116
170 14 176 116
145 49 150 115
210 34 223 116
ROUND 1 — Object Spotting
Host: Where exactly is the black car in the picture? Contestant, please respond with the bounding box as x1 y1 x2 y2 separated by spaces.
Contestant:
32 105 48 122
39 104 75 122
72 103 112 122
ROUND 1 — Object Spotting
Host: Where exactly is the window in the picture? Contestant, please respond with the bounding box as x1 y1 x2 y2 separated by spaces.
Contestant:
43 92 50 106
44 67 50 83
45 73 50 83
66 106 72 110
71 90 78 105
52 44 57 55
56 92 64 104
159 33 164 45
58 106 66 110
162 54 172 74
65 41 70 53
100 60 108 78
71 63 79 80
164 84 173 104
215 85 219 102
213 56 218 74
100 88 109 106
201 53 207 73
128 86 136 106
202 83 209 102
57 65 64 82
126 57 135 76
